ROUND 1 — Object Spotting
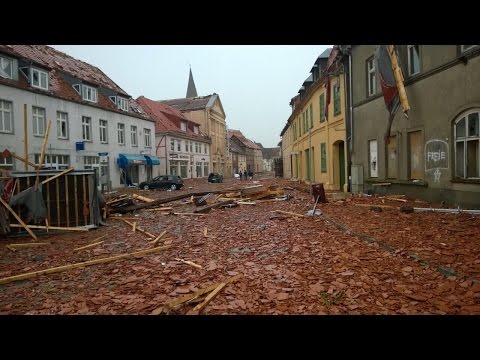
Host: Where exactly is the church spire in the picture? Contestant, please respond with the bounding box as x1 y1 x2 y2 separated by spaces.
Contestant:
186 66 198 98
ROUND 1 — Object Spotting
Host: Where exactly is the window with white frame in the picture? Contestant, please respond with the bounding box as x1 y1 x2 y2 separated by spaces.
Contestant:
408 45 420 76
367 57 376 97
0 56 13 79
181 121 187 131
32 106 46 136
56 111 68 139
0 100 13 133
0 154 13 170
144 128 151 147
170 139 175 151
99 119 108 143
82 84 97 103
194 125 199 134
204 144 207 154
177 139 181 151
117 97 128 111
455 111 480 179
84 156 100 169
82 116 92 141
117 123 125 145
31 68 48 90
195 142 199 153
189 141 193 152
131 125 138 146
185 141 189 152
35 154 70 169
461 45 477 52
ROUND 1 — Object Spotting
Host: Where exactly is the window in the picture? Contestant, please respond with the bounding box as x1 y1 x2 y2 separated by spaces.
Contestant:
321 143 327 173
189 141 193 152
461 45 477 52
196 162 202 177
177 140 181 151
309 103 313 128
144 128 151 147
204 144 207 154
0 100 13 133
181 121 187 131
203 162 209 177
455 111 480 179
99 119 108 143
117 123 125 145
319 94 325 122
170 139 175 151
194 125 199 134
334 80 341 115
195 142 199 153
32 106 46 136
0 56 13 79
84 156 99 169
386 136 398 178
369 140 378 178
31 68 48 90
82 116 92 141
117 97 128 111
170 160 178 175
56 111 68 139
82 85 97 103
367 57 376 96
408 45 420 76
0 154 13 170
131 125 138 146
35 154 70 170
185 141 189 152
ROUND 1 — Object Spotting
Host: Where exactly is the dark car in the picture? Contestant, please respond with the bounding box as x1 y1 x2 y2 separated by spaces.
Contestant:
208 172 224 183
139 175 184 190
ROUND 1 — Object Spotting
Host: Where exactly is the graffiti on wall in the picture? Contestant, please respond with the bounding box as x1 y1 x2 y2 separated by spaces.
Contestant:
425 139 448 183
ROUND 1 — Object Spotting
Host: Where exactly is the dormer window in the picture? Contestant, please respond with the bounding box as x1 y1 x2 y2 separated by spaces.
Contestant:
31 68 48 90
73 84 81 94
82 84 97 103
194 125 199 134
0 56 13 79
181 121 187 131
117 97 128 112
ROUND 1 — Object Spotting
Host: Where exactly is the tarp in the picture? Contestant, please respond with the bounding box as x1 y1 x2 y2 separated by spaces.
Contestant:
117 154 147 168
9 185 47 224
375 45 400 117
144 155 160 165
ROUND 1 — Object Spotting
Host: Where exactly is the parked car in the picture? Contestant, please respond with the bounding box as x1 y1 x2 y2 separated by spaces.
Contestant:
208 172 224 183
139 175 184 190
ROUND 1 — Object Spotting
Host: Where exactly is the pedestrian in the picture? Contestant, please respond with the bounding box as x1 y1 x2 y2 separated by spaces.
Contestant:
239 169 243 180
244 169 247 180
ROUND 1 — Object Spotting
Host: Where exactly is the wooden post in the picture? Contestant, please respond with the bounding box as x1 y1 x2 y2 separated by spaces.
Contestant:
65 175 70 227
11 153 36 169
56 178 61 227
41 168 74 185
0 197 37 241
387 45 410 115
38 120 52 168
46 182 51 226
23 104 28 171
74 175 78 226
82 175 87 225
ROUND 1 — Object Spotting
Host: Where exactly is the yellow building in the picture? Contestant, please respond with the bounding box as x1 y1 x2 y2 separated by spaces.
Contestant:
281 48 348 191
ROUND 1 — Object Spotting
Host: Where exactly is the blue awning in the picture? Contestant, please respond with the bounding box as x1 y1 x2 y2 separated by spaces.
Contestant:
117 153 147 168
144 155 160 165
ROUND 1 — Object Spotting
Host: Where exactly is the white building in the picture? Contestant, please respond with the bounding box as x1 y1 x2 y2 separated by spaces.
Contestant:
137 96 211 178
0 45 158 189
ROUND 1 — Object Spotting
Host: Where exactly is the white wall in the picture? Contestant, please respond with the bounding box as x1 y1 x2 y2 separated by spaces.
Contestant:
0 85 156 188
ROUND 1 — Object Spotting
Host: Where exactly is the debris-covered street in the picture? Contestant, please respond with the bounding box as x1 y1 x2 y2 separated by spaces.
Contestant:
1 175 480 315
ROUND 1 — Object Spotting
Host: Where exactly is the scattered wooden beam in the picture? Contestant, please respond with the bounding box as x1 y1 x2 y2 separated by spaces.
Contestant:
144 207 173 212
194 200 234 213
11 153 36 169
73 241 104 252
190 282 227 314
132 194 154 203
41 168 74 185
353 203 398 209
122 219 156 238
9 224 90 231
149 230 167 246
0 197 37 241
204 227 208 236
174 258 202 269
6 242 49 252
162 274 242 311
132 221 137 232
0 245 173 285
273 210 307 218
173 213 206 216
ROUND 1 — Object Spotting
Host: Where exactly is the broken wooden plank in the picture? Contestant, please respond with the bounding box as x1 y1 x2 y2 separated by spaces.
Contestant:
132 194 154 203
122 219 156 238
144 207 173 212
194 199 234 213
73 241 104 252
9 224 90 231
149 230 167 246
163 274 242 311
0 197 37 241
40 168 74 185
204 227 208 236
132 221 137 232
190 282 227 314
174 258 202 269
173 213 206 216
0 245 172 285
241 185 266 197
236 201 256 205
6 242 49 252
353 203 398 209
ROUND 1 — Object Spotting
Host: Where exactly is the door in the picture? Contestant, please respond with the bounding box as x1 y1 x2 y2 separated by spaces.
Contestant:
339 142 345 191
146 166 152 181
409 131 424 179
369 140 378 177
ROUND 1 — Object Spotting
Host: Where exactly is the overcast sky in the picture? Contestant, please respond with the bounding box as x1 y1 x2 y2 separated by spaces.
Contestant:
51 45 331 148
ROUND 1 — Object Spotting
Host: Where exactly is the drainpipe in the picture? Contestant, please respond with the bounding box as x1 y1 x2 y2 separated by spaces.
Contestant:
347 50 354 192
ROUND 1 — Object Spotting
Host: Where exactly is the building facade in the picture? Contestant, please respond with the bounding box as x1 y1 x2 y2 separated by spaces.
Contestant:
137 96 211 178
228 129 263 173
0 45 157 190
349 45 480 207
